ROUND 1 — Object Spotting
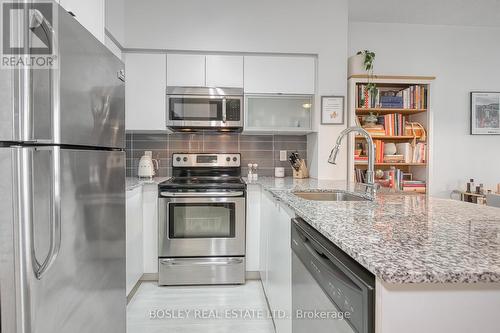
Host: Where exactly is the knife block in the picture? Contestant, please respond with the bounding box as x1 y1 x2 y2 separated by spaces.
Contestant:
293 159 309 179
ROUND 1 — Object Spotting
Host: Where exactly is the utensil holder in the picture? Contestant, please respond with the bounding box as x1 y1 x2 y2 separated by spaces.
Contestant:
293 159 309 179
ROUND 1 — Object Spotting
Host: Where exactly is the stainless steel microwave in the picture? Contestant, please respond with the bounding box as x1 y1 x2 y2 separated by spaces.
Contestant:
166 87 244 131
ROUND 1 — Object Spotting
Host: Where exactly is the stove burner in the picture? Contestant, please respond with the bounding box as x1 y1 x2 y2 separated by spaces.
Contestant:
160 153 246 191
160 177 245 190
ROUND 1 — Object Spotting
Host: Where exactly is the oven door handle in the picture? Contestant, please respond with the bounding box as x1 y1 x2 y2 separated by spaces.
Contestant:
160 191 244 197
160 258 244 266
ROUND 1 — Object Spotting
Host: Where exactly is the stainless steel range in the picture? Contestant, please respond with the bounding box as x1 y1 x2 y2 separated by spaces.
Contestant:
158 153 246 285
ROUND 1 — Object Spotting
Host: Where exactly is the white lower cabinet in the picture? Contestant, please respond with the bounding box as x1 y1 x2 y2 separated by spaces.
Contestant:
126 186 143 296
142 184 159 274
261 190 294 333
246 184 262 272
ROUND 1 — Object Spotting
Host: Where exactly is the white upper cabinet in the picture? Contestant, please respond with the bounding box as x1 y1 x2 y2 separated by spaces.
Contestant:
166 54 244 88
59 0 105 43
205 55 244 88
167 54 205 87
244 56 316 94
125 53 167 131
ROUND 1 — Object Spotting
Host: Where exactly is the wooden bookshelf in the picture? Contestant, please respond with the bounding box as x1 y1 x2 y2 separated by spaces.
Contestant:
348 74 436 81
355 135 421 140
347 75 434 194
355 108 427 115
354 162 427 167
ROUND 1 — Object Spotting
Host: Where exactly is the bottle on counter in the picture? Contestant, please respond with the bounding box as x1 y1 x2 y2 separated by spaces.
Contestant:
247 163 253 181
469 179 475 193
252 163 259 181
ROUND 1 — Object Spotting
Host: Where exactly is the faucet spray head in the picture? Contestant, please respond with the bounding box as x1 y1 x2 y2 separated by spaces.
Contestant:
328 145 340 165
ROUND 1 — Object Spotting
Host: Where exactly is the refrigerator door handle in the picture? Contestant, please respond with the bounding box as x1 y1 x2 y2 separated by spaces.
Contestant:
29 147 62 280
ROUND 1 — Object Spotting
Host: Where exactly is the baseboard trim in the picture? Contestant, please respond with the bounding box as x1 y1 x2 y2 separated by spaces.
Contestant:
141 273 159 281
126 280 142 304
131 271 259 292
246 271 261 280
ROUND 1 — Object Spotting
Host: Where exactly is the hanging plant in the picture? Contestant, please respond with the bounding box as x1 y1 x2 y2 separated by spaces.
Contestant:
356 50 376 93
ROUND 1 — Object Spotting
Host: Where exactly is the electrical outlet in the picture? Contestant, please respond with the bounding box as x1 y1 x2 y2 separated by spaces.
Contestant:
280 150 287 161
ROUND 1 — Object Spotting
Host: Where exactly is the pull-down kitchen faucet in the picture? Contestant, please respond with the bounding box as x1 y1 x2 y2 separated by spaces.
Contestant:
328 126 377 199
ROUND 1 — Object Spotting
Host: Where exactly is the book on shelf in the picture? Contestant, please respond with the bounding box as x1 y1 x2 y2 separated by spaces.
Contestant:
357 84 428 109
379 114 406 136
383 154 405 163
359 113 419 137
358 141 426 164
402 180 427 193
374 139 384 163
412 142 426 164
354 155 368 162
356 168 426 193
358 123 386 136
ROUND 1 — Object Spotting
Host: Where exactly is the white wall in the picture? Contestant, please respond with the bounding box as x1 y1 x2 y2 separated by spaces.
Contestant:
349 22 500 196
105 35 123 60
123 0 350 180
105 0 125 46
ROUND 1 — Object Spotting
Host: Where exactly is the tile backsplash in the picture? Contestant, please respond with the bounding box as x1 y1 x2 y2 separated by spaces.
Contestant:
126 132 307 177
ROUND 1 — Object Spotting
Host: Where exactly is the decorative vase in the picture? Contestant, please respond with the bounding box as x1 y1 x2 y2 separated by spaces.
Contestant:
363 112 378 127
384 143 397 156
348 54 365 76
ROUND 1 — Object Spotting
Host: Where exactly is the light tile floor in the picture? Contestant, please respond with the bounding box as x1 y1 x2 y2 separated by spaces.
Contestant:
127 281 275 333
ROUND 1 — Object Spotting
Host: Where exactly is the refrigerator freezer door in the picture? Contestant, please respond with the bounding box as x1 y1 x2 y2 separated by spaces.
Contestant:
57 7 125 148
0 4 125 148
0 147 126 333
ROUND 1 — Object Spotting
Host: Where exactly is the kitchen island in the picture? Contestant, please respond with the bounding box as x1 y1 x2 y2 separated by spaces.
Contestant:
247 177 500 333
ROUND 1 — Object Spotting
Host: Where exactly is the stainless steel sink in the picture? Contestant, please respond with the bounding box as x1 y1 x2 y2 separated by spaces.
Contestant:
293 191 370 202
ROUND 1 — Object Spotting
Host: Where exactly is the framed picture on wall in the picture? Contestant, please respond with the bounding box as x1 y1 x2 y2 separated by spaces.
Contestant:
321 96 345 125
471 92 500 135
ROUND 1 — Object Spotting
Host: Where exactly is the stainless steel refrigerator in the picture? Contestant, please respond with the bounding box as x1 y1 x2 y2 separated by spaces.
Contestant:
0 3 126 333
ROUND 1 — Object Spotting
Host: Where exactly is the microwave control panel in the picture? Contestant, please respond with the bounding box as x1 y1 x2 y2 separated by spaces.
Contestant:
225 99 241 121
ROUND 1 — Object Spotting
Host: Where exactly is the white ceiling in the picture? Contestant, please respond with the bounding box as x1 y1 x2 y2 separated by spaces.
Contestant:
349 0 500 27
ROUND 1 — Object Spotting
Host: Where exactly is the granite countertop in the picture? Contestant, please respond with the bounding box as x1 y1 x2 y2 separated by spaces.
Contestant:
246 177 500 284
126 177 169 191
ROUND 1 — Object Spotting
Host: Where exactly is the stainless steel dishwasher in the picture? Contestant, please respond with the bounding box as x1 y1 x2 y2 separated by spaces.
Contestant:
291 218 375 333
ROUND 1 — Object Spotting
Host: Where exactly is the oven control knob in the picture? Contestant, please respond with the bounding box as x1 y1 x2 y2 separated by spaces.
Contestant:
226 157 231 162
233 157 238 162
176 157 181 162
183 157 188 162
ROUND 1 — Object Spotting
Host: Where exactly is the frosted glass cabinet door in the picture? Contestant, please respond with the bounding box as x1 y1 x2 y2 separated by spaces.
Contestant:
245 95 313 133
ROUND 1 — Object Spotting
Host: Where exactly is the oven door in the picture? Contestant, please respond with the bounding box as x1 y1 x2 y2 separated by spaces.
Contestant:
159 193 246 257
166 95 243 128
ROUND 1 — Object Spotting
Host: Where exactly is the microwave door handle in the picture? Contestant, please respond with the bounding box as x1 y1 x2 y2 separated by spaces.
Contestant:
222 98 227 123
